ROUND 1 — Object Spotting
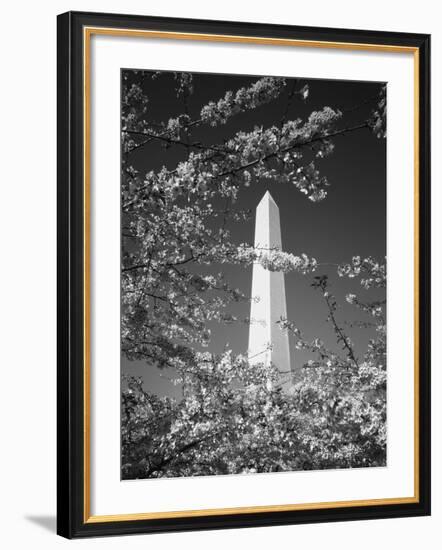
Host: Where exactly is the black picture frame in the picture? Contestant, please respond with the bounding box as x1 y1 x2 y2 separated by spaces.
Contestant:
57 10 431 539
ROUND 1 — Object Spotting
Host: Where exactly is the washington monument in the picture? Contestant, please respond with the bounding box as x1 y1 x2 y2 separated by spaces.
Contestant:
248 191 291 384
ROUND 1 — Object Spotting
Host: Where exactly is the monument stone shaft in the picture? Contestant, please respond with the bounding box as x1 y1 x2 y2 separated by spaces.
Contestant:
248 191 291 380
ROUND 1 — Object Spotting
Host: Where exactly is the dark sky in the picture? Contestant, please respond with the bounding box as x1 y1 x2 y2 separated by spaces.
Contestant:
122 70 386 398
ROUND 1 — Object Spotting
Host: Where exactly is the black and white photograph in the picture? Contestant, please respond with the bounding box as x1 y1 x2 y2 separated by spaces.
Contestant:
120 70 387 480
0 0 435 544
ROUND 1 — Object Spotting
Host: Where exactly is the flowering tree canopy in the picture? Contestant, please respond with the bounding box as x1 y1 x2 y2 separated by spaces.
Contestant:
121 71 387 479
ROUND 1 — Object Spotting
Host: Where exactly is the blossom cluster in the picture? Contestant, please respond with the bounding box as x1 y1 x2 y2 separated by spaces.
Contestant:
369 84 387 139
200 77 287 126
236 246 317 274
338 256 386 288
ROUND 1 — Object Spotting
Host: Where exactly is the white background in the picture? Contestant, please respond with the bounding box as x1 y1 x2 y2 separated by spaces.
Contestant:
0 0 439 548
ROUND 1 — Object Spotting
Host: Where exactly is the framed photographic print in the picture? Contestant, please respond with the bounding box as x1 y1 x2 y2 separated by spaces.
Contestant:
57 11 431 538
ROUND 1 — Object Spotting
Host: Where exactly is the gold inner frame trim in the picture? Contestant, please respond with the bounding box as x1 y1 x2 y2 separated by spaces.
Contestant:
83 26 420 524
